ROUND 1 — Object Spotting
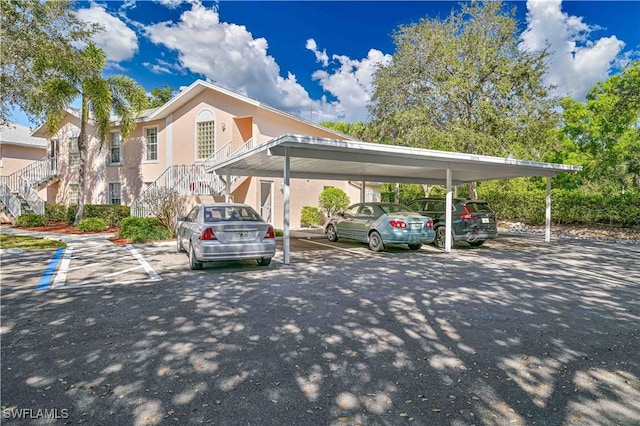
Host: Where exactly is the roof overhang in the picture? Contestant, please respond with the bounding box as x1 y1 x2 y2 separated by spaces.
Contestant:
207 134 581 185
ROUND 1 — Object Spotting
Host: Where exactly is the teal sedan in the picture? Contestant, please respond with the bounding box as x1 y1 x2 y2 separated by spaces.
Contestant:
324 202 435 252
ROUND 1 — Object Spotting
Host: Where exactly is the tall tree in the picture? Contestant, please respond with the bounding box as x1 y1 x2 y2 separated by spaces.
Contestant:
0 0 97 125
560 61 640 193
147 84 176 108
320 121 369 140
38 44 147 224
368 0 560 198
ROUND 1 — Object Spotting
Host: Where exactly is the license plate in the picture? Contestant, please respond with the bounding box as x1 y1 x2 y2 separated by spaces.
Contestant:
410 223 422 230
234 232 249 240
482 218 489 224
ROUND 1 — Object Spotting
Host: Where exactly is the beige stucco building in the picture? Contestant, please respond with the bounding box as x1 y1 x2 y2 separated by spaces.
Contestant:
3 80 378 228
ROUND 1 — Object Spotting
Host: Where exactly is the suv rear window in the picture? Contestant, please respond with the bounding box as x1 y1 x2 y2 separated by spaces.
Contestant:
464 202 493 213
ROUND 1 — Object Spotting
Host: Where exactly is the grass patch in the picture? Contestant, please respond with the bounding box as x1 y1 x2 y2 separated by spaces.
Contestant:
0 234 66 249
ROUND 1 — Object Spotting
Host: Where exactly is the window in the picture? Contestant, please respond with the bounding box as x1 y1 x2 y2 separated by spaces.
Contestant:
186 206 199 222
69 137 79 167
69 184 79 206
109 132 121 164
197 120 215 159
145 127 158 161
108 183 122 205
359 205 374 217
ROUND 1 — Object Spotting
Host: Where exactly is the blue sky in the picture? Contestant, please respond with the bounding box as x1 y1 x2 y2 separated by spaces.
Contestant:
10 0 640 128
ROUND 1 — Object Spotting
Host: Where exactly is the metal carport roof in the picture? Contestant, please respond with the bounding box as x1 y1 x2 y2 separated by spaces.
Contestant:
208 134 582 263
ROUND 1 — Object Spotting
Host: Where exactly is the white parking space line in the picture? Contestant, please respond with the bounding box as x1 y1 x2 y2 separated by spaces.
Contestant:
49 244 161 289
127 244 161 281
70 264 147 286
52 247 73 288
69 247 125 258
66 257 124 272
301 239 378 257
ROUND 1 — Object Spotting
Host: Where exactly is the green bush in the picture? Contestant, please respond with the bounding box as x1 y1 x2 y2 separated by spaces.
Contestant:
318 187 350 218
84 205 130 227
77 217 108 232
119 217 171 243
67 205 77 224
380 183 426 205
45 204 68 222
478 186 640 227
64 204 130 226
300 206 323 227
15 214 47 227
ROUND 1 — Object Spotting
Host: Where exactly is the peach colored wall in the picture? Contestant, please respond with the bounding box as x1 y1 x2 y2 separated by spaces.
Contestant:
156 90 363 229
30 85 375 226
0 145 46 176
49 117 82 206
229 173 363 229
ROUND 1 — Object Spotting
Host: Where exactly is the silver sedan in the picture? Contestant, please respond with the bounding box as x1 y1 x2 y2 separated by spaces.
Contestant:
176 203 276 269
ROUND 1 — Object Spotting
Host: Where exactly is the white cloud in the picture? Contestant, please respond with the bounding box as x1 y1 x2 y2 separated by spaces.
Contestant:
306 39 329 67
520 0 625 100
143 3 323 117
154 0 187 9
77 3 139 63
311 48 392 122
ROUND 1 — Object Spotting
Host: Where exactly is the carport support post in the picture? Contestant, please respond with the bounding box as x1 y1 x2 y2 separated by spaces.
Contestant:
225 170 231 203
283 148 291 264
445 168 452 252
360 181 365 203
545 176 552 243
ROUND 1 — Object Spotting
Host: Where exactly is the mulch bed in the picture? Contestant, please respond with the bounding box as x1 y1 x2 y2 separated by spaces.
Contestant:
18 221 118 235
16 221 131 245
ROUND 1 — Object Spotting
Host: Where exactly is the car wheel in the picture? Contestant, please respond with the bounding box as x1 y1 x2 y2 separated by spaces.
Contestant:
326 224 339 242
189 243 203 270
176 235 184 253
469 240 485 247
434 227 452 249
257 257 271 266
368 231 384 252
408 243 422 250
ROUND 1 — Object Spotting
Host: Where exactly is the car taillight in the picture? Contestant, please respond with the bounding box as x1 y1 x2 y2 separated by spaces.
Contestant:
264 226 275 239
200 228 216 240
389 220 407 228
425 219 434 228
460 205 477 220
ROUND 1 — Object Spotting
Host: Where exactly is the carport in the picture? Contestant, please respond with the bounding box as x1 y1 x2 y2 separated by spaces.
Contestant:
208 134 581 264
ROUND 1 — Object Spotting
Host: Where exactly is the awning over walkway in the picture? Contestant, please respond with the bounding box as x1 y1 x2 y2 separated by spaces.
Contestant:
208 134 582 263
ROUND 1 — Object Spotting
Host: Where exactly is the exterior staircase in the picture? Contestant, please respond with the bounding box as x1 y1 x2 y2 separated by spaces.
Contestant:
130 138 254 217
0 156 58 219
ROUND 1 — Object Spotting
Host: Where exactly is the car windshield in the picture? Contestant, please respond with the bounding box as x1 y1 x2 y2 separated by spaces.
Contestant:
465 202 493 213
203 206 263 222
379 204 413 214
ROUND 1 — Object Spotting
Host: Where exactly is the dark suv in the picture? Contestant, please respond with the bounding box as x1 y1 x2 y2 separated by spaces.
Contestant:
408 198 497 248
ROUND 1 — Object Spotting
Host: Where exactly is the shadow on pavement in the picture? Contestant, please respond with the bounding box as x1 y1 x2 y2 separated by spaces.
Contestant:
1 236 639 425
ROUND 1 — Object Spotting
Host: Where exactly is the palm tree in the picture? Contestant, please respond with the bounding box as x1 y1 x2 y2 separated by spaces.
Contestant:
39 44 147 224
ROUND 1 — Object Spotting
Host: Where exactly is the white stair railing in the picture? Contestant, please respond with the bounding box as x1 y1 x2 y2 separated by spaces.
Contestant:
0 183 21 218
213 138 254 194
130 151 222 217
130 138 256 217
18 176 45 215
0 156 57 218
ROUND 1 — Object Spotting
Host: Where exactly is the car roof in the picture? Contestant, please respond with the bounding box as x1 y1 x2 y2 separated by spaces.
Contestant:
200 203 253 208
410 198 489 203
352 202 407 205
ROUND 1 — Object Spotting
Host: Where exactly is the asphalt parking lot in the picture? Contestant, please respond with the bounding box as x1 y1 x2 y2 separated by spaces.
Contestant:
1 233 639 425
